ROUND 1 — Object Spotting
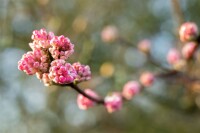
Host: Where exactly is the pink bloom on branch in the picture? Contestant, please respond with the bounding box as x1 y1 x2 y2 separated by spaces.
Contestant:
167 48 181 65
101 25 119 43
179 22 199 42
77 89 99 110
138 39 151 53
49 59 77 84
18 49 49 75
30 28 55 49
140 72 155 87
182 42 197 59
122 81 141 100
72 62 91 82
32 28 48 41
104 92 122 113
49 35 74 60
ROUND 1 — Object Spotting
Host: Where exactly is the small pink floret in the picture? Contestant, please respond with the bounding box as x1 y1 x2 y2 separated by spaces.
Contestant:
138 39 151 53
167 48 181 65
104 92 122 113
101 25 119 43
122 81 141 100
140 72 155 87
179 22 199 42
182 42 197 59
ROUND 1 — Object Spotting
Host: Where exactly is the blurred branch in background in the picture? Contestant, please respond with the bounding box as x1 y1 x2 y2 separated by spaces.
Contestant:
171 0 184 33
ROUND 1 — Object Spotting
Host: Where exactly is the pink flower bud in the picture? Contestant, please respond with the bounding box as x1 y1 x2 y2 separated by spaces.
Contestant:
49 59 77 84
72 62 91 82
104 92 122 113
49 35 74 60
182 42 197 59
32 28 48 41
167 48 181 65
179 22 199 42
77 89 99 110
140 72 155 87
122 81 141 100
101 25 119 43
138 39 151 53
31 28 54 49
18 49 50 75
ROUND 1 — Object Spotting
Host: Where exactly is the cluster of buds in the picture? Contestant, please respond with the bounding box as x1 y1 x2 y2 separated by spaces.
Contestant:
19 28 158 113
18 28 91 86
167 22 199 69
77 72 155 113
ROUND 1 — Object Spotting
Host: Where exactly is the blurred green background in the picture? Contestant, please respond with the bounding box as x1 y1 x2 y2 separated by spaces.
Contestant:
1 0 200 132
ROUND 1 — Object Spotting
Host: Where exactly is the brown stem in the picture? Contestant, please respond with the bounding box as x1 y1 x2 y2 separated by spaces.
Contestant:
68 83 105 104
155 70 200 84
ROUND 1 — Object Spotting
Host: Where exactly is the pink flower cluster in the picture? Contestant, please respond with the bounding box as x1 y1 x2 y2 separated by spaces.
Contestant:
18 28 91 86
73 62 91 83
18 49 49 75
49 35 74 60
49 59 77 84
70 22 199 113
77 74 155 113
30 28 54 49
167 22 199 67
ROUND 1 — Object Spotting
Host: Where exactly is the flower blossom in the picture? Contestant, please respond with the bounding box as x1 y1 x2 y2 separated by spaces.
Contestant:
30 28 55 49
73 62 91 82
49 35 74 60
167 48 181 65
179 22 199 42
18 28 91 85
122 81 141 100
48 59 77 84
104 92 122 113
140 72 155 87
18 49 49 75
182 42 197 59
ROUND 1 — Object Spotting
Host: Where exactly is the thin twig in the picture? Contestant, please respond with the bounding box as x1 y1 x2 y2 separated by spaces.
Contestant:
68 83 105 104
117 37 171 71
